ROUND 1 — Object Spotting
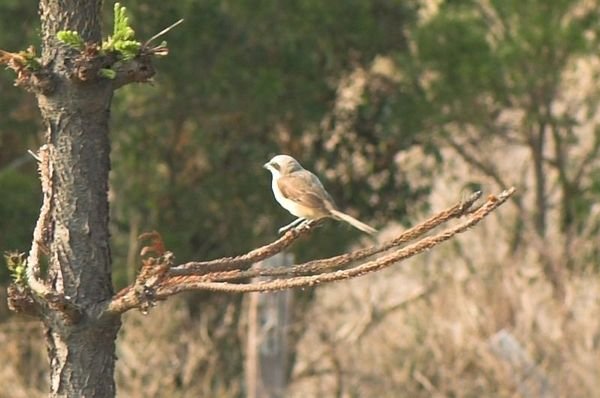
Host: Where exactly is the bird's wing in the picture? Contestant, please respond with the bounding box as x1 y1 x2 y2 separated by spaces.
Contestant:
277 171 336 211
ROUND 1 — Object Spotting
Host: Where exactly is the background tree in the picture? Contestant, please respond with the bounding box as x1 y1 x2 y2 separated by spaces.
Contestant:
403 0 600 296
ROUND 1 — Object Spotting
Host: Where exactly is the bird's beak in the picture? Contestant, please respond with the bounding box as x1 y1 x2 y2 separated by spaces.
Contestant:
263 162 270 170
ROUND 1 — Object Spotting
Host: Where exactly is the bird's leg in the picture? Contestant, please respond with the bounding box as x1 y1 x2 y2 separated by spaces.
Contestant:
278 217 305 234
297 218 317 231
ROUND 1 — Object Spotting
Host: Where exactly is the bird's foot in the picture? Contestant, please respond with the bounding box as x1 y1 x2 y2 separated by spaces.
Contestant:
277 225 292 234
278 218 305 234
295 219 316 231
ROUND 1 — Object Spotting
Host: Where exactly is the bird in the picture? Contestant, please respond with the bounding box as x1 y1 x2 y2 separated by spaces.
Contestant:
264 154 377 235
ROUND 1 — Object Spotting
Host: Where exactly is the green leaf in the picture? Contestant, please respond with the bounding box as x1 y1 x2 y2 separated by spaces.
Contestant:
4 251 26 285
102 3 141 59
113 3 133 40
57 30 84 50
18 46 41 70
99 68 117 79
114 40 140 60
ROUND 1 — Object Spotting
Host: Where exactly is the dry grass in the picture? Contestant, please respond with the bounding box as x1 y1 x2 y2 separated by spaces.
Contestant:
0 319 46 398
287 222 600 397
2 221 598 397
115 295 245 397
1 123 598 397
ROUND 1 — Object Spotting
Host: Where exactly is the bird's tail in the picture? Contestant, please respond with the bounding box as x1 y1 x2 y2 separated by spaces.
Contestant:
330 209 377 235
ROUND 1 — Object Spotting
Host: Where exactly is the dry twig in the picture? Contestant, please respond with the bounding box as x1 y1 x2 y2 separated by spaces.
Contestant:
106 188 514 315
25 145 54 299
169 190 482 280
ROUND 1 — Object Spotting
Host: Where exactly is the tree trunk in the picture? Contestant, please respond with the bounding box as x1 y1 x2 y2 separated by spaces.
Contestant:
37 1 120 396
245 253 294 398
530 122 547 237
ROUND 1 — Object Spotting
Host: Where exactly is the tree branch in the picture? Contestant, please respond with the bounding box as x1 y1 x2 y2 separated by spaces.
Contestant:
443 134 511 191
60 16 181 88
66 45 157 88
104 225 314 315
0 48 54 94
573 127 600 187
170 190 482 280
172 223 318 275
111 55 155 89
25 145 54 300
105 188 514 315
7 146 83 322
157 188 513 295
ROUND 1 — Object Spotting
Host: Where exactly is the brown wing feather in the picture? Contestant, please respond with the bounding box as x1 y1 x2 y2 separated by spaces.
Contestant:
277 171 336 211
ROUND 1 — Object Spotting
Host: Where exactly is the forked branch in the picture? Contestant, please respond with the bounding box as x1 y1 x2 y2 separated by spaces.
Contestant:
105 188 514 315
6 146 83 321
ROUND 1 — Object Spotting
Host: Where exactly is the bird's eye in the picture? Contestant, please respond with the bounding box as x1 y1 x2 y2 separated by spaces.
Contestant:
271 162 280 171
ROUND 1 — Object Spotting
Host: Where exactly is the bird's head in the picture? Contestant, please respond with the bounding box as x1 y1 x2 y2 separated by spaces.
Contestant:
263 154 303 177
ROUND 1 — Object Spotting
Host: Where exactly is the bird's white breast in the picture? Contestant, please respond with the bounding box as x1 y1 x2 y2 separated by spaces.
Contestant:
271 176 320 219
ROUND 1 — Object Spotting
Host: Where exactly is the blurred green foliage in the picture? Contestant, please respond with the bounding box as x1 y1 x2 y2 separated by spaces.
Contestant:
107 0 420 286
0 0 40 158
0 170 39 282
2 0 598 287
1 1 421 288
0 0 41 284
407 0 600 237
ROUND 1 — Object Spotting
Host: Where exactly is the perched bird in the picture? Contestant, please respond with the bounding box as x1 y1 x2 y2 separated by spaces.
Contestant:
264 154 377 235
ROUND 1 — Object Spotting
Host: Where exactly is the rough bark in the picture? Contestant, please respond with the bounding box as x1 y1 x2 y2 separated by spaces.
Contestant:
37 1 120 396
